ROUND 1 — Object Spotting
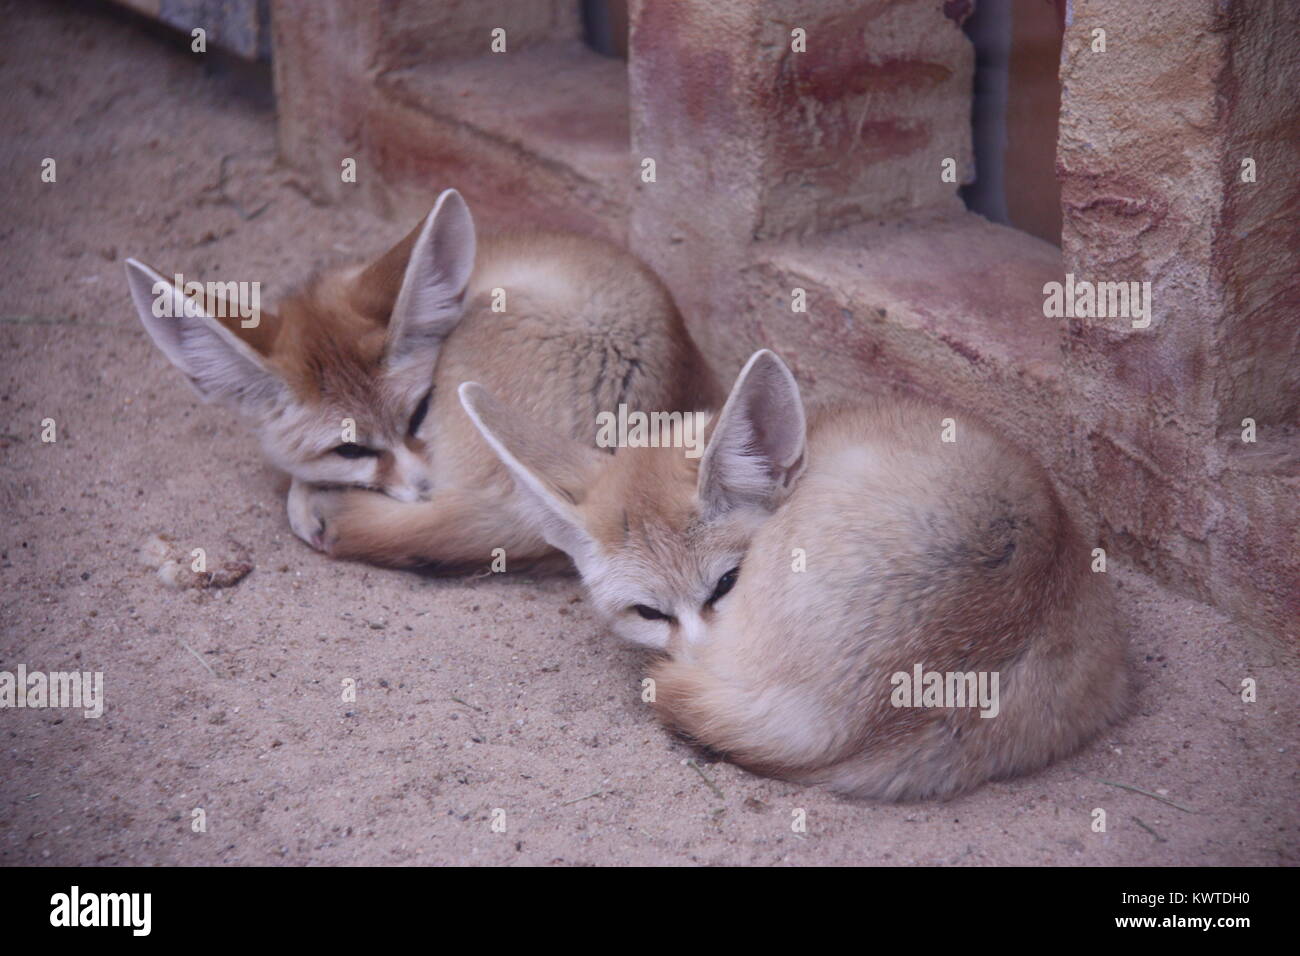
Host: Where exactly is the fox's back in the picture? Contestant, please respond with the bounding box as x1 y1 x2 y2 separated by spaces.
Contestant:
667 399 1127 798
430 230 715 488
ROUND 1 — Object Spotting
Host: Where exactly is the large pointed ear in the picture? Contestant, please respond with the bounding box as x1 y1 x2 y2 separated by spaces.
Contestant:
458 382 605 564
125 259 284 412
366 188 476 371
697 349 807 519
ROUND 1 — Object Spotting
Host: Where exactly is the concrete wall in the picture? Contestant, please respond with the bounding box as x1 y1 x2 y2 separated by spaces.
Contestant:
272 0 626 234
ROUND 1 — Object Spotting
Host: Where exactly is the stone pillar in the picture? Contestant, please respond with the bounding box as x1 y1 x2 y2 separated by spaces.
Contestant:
627 0 973 365
271 0 382 202
1058 0 1298 635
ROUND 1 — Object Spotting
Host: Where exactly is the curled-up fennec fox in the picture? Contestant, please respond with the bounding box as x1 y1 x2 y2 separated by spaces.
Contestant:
125 189 714 570
459 350 1129 800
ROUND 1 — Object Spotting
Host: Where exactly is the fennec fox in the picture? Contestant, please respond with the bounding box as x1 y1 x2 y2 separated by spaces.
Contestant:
458 350 1129 800
125 189 714 569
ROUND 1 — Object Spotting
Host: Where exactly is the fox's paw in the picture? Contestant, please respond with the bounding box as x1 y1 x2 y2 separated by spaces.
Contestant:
287 479 344 554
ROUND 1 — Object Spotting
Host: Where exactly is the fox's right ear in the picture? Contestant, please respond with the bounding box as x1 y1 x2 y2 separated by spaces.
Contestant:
697 349 807 519
351 188 476 373
125 259 284 413
458 383 604 565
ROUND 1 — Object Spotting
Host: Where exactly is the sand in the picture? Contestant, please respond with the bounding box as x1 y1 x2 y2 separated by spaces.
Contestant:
1 0 1295 866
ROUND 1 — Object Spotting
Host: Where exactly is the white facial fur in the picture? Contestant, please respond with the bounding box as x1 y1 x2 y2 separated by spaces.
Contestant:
575 515 758 650
254 393 435 501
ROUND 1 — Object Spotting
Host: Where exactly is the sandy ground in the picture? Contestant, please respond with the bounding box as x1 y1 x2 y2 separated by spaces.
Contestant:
1 0 1296 867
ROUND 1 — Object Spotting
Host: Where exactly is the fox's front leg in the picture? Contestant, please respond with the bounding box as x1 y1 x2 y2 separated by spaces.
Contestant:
287 478 553 570
288 478 334 552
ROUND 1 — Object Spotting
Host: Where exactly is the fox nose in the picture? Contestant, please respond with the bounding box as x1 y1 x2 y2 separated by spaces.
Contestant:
416 478 433 500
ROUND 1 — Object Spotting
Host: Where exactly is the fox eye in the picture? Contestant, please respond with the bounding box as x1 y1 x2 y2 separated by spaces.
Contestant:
706 567 740 606
333 443 379 460
632 604 672 622
408 389 432 436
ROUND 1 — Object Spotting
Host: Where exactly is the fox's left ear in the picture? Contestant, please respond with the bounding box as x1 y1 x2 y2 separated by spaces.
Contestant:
458 383 605 565
361 188 477 371
125 258 285 413
698 350 807 519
